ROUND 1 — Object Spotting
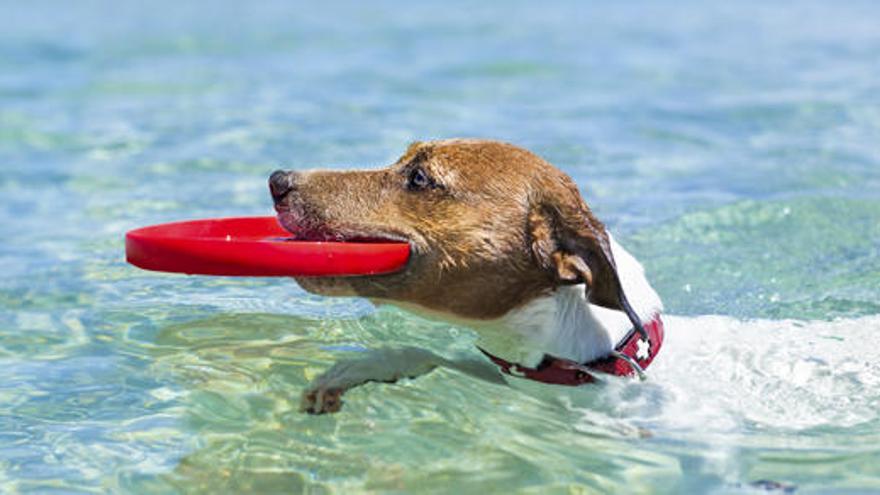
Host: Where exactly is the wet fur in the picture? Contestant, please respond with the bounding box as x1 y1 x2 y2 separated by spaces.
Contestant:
271 139 662 413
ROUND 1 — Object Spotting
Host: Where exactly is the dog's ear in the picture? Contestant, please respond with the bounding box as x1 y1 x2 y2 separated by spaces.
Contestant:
528 182 644 331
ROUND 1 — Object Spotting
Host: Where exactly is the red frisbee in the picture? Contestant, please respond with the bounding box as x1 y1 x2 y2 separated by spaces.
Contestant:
125 217 410 277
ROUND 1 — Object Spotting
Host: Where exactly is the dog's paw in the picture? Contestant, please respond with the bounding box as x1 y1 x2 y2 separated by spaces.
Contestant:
299 348 440 415
300 385 346 414
299 358 379 414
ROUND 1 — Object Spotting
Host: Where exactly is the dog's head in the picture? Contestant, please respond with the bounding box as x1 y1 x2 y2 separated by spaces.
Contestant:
270 139 639 323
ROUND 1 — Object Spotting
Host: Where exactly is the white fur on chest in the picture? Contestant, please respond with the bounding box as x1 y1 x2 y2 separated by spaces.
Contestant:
479 235 663 366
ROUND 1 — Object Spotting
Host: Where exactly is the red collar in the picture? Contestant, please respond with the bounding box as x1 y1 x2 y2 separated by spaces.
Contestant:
478 314 664 386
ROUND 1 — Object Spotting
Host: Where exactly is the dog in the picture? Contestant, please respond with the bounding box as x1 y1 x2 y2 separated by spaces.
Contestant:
269 139 664 414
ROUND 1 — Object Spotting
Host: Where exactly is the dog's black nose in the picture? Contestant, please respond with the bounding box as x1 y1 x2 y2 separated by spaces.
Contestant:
269 169 294 202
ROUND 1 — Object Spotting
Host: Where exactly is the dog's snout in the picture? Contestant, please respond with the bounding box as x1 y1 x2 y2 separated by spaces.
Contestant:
269 170 295 202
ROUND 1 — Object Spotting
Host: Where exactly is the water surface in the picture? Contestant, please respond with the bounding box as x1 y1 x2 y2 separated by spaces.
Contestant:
1 1 879 493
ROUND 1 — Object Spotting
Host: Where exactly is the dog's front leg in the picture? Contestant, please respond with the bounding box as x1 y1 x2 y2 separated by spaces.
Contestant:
300 347 504 414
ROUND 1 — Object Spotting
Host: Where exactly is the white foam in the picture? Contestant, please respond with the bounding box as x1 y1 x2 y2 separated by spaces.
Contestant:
569 314 880 434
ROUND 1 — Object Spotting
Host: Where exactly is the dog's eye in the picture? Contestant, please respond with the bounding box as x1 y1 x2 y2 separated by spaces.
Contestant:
407 167 433 191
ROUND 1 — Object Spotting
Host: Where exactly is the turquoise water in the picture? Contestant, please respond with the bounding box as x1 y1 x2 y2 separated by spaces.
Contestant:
2 1 880 492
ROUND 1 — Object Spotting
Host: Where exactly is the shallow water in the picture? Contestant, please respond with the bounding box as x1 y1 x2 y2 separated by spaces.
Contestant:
2 1 880 493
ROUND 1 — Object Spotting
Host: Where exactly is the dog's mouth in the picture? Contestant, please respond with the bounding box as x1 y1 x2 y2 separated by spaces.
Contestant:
275 208 410 245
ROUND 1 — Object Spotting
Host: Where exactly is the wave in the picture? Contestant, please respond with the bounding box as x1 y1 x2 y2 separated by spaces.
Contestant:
579 314 880 435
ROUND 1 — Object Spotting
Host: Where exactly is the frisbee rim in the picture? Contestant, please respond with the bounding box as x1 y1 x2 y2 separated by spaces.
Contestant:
125 216 411 277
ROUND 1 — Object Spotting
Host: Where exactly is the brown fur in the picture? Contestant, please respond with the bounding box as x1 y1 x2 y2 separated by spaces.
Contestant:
272 139 637 324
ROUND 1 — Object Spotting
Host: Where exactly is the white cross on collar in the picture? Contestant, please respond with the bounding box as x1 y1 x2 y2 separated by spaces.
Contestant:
636 338 651 360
